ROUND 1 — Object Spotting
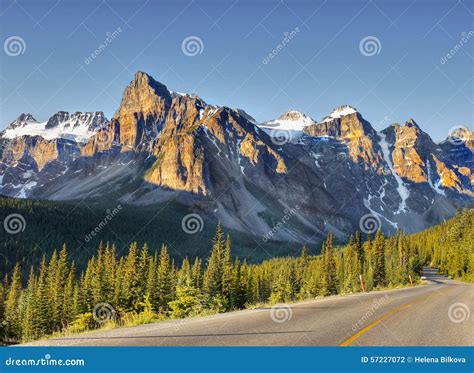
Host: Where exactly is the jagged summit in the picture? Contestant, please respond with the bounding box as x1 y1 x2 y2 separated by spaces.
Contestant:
321 105 358 123
449 127 473 142
2 111 109 143
261 109 315 131
120 71 172 106
404 118 421 130
0 71 472 237
4 114 39 131
304 105 375 138
278 109 312 121
11 113 38 127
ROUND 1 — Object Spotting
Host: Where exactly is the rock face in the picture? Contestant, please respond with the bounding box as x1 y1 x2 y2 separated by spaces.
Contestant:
45 111 108 132
3 136 79 171
6 113 38 129
382 119 432 183
2 111 108 143
381 120 473 197
112 71 172 151
304 106 384 172
0 71 473 242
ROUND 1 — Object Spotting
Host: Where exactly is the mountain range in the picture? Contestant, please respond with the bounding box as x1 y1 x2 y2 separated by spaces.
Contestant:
0 71 472 243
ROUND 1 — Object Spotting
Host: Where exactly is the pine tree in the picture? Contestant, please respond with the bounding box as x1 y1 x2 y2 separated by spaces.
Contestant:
21 267 38 341
121 242 139 311
355 231 364 267
231 258 245 309
372 229 386 287
0 281 5 340
4 264 22 341
35 257 52 337
62 264 76 327
221 235 233 310
191 257 202 289
156 245 172 313
203 224 224 300
320 232 338 295
145 255 158 308
168 274 203 319
138 243 150 299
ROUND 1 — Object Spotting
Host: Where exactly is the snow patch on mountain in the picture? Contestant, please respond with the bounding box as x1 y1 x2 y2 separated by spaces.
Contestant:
363 196 398 229
259 110 315 143
378 132 410 214
261 110 315 131
3 112 108 143
426 159 446 196
321 105 357 123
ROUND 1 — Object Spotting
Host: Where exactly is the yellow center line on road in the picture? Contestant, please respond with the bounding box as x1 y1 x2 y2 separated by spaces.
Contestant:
339 285 453 346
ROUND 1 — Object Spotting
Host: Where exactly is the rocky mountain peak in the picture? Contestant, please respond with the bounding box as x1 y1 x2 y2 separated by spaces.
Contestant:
382 119 438 185
278 109 311 121
450 126 472 138
303 106 382 172
449 127 473 148
45 111 109 132
0 72 473 238
132 71 170 96
8 113 38 129
111 71 175 150
116 71 172 115
404 118 419 129
398 119 433 145
304 105 374 138
321 105 358 123
261 109 315 132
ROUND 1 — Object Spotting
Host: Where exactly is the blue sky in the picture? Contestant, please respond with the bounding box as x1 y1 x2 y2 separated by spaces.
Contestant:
0 0 472 141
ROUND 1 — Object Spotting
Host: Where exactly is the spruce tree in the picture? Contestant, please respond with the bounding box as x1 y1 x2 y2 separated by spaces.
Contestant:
203 224 224 300
4 264 22 341
320 232 338 295
372 229 386 287
221 235 233 310
156 245 172 313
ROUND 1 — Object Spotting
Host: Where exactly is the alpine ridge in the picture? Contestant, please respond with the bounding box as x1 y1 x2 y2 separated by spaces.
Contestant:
0 71 472 243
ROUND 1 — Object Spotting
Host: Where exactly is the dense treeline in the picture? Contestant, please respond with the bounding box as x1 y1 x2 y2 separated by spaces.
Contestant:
0 196 301 273
408 208 473 281
0 209 472 344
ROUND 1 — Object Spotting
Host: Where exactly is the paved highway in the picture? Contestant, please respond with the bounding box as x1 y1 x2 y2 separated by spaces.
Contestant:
26 268 473 346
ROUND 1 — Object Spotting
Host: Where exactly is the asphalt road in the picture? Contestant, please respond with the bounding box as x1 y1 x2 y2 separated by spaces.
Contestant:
25 268 473 346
